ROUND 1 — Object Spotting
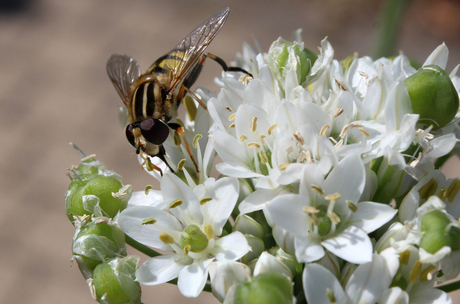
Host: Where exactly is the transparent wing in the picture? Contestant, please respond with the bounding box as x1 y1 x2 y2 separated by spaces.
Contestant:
165 7 229 92
106 54 141 105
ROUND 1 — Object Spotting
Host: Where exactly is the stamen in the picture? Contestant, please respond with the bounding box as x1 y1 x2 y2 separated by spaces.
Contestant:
303 206 320 213
268 124 278 135
420 265 437 282
409 261 422 283
437 187 447 201
177 159 186 170
204 224 214 239
260 134 267 145
250 117 258 132
418 178 438 200
346 200 358 213
174 131 181 145
141 218 156 225
145 185 153 195
333 107 344 118
320 125 330 137
358 70 369 79
193 134 202 148
328 210 341 224
226 107 232 112
309 213 319 226
260 150 269 164
311 184 324 195
159 233 175 244
399 249 410 265
325 193 341 200
294 131 305 145
200 197 213 205
447 179 460 203
334 139 343 149
247 142 261 148
240 134 248 141
335 79 348 91
228 113 237 121
145 157 154 171
184 245 191 255
278 163 290 170
359 127 370 137
286 146 293 155
169 199 183 209
229 123 235 128
339 124 350 138
305 150 313 163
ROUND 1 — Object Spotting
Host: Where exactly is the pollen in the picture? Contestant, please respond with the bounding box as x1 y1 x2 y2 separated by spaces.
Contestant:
159 232 175 244
247 142 261 148
228 113 237 121
200 197 213 205
311 184 324 195
250 117 258 132
144 185 153 195
325 193 341 200
141 218 156 225
320 125 330 137
169 199 183 209
268 124 278 135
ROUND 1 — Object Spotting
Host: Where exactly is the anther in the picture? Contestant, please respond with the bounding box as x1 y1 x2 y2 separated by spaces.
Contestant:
204 224 214 239
339 124 350 138
240 134 248 141
169 199 183 209
145 185 153 195
346 200 358 213
320 125 330 137
278 163 290 170
409 261 422 283
200 197 213 205
418 178 438 200
177 159 186 170
447 179 460 203
260 150 269 164
328 210 341 224
359 127 370 137
438 187 447 201
229 123 235 128
326 288 336 303
247 142 261 148
420 265 437 282
159 233 175 244
311 184 324 195
141 218 156 225
193 134 202 148
250 117 258 132
228 113 237 121
399 249 410 265
358 70 369 79
303 206 320 213
268 124 278 135
334 107 344 118
294 131 305 145
325 193 341 200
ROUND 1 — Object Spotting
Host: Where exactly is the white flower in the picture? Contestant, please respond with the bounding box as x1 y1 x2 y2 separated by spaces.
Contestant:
118 173 250 297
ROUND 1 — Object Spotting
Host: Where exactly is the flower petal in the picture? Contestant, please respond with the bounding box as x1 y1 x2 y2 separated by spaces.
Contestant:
212 232 251 261
303 263 348 304
177 259 213 297
349 201 397 234
136 254 190 285
294 235 325 263
322 226 372 264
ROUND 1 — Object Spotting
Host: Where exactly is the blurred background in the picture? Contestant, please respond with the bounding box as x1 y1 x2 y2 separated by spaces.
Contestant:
1 0 460 303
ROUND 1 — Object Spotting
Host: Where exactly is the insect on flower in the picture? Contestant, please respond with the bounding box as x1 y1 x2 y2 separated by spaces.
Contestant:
106 7 249 174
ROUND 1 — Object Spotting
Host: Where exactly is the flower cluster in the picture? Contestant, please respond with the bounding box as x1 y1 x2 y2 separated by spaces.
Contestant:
66 31 460 304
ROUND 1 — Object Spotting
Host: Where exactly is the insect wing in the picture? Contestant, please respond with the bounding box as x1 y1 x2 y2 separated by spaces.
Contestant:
163 7 229 92
107 54 141 106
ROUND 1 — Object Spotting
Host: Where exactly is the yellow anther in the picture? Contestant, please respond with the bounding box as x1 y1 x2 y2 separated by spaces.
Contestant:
278 163 290 171
200 197 213 205
418 178 438 200
447 179 460 203
229 123 235 128
193 134 202 148
326 288 336 303
311 184 324 195
335 79 348 91
250 117 258 132
184 244 191 254
358 70 369 79
145 185 153 195
259 150 269 164
399 249 410 265
328 210 341 224
204 224 215 239
339 124 350 138
159 233 175 244
268 124 278 135
320 125 330 137
240 134 248 141
141 218 156 225
303 206 320 213
409 261 422 283
346 200 358 213
169 199 183 209
228 113 237 121
146 157 154 171
325 193 341 200
438 187 447 201
174 131 182 145
247 142 261 148
334 107 344 118
177 159 186 170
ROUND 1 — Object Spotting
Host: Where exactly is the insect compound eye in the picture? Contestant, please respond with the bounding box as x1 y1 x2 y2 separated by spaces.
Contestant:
125 124 136 147
140 118 170 145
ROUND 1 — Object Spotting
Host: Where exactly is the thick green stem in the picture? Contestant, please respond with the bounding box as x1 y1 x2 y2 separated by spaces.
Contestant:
372 0 409 59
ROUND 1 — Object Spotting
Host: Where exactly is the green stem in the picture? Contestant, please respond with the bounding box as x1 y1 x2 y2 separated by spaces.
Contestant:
125 234 212 292
372 0 409 59
125 235 161 258
437 280 460 293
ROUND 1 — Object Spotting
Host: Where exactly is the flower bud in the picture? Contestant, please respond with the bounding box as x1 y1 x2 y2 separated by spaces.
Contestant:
268 38 317 86
420 209 460 253
180 224 208 253
73 218 127 276
233 272 293 304
404 65 459 130
90 256 142 304
66 174 130 223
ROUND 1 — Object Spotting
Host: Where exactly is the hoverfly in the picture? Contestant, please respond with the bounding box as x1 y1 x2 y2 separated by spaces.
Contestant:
107 7 248 174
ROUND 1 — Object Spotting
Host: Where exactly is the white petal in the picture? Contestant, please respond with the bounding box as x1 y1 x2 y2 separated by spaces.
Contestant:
378 287 409 304
136 254 189 285
208 261 251 302
212 232 251 261
210 129 250 168
216 162 262 178
177 259 213 297
127 190 163 207
253 251 293 279
265 194 309 235
118 206 182 250
239 187 291 215
322 226 372 264
294 235 325 263
423 43 449 70
384 81 412 132
349 201 397 233
410 286 452 304
345 254 393 304
303 263 348 304
426 134 457 158
204 177 239 235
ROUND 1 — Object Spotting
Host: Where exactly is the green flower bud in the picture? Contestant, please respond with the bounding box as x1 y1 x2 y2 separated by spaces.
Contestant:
420 209 460 253
315 205 332 236
91 256 142 304
234 272 293 304
180 225 208 253
234 214 264 240
66 174 130 223
241 235 265 264
73 218 126 276
404 65 459 130
268 38 318 86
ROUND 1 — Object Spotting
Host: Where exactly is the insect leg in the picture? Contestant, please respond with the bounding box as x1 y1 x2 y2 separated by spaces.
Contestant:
168 123 200 173
205 53 252 75
183 86 207 110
